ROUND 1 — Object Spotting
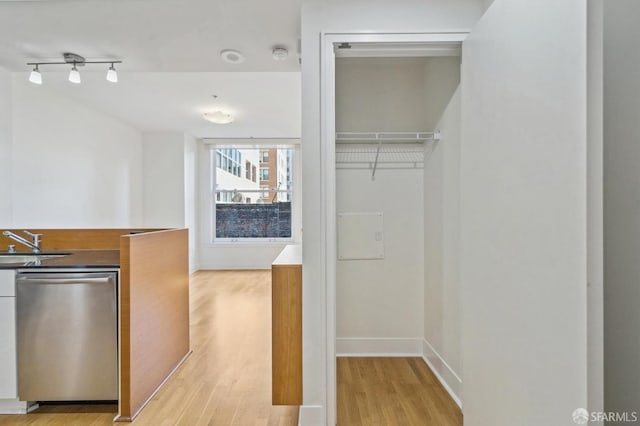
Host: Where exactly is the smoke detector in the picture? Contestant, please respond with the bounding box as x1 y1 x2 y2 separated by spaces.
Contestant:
272 46 288 61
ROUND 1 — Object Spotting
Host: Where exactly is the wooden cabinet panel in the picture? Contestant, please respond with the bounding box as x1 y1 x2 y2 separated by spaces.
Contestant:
117 229 190 421
0 229 162 251
271 246 302 406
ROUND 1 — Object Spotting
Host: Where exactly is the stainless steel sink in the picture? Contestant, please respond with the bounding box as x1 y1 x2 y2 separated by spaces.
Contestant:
0 254 68 264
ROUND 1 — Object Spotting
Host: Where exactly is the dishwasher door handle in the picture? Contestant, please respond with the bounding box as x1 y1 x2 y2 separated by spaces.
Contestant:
18 277 113 285
17 272 116 285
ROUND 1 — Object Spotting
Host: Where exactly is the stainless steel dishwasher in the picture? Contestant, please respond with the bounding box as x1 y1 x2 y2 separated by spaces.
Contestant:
16 271 118 401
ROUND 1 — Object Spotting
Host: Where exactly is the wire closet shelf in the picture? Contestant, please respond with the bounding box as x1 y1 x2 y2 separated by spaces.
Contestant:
335 131 441 180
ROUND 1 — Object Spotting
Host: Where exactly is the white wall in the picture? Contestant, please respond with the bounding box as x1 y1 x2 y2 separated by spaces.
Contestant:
199 242 287 270
335 57 459 357
603 0 640 418
142 131 199 269
10 77 143 227
423 58 463 130
336 58 430 132
8 77 196 264
587 0 603 421
141 132 186 228
460 1 588 425
0 68 12 225
301 1 484 423
336 169 424 354
184 133 198 272
335 56 460 131
483 0 495 11
423 87 462 403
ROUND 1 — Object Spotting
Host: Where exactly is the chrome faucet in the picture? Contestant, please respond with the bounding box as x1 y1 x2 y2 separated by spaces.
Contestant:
2 230 41 253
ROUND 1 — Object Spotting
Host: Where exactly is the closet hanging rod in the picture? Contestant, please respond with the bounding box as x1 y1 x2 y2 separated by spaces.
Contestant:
335 131 440 144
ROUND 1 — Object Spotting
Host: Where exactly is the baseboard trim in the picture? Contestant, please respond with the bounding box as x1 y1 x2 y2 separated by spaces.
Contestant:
298 405 324 426
0 399 37 414
336 337 422 356
197 265 270 270
421 339 462 408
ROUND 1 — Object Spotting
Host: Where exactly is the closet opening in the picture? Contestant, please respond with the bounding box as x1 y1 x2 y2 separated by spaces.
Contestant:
331 42 463 425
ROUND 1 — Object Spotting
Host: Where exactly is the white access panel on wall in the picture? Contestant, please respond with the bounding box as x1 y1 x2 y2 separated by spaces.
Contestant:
337 212 384 260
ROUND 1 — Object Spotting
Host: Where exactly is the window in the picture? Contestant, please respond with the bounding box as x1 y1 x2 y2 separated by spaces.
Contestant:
216 148 242 177
260 150 269 163
210 145 294 241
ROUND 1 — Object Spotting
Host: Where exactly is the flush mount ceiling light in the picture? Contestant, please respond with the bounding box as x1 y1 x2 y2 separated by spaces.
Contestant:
26 52 123 85
220 49 245 64
272 46 288 61
203 110 234 124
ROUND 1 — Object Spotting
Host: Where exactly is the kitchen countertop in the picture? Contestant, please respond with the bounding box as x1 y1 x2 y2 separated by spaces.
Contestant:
0 250 120 269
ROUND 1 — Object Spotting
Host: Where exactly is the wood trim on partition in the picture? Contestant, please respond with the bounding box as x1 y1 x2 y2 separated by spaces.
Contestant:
0 229 162 251
271 263 302 405
118 238 133 421
117 229 190 421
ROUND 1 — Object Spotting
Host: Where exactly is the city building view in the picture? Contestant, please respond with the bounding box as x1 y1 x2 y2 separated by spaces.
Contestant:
213 146 294 239
214 147 292 204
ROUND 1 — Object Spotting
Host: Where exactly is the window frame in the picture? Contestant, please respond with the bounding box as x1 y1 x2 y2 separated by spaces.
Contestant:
207 142 297 244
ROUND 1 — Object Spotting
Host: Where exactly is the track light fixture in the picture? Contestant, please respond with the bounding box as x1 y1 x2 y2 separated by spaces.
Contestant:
26 52 123 85
68 64 81 84
106 63 118 83
28 64 42 85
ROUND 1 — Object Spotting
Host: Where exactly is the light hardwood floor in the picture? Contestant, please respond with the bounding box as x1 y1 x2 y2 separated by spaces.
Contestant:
337 357 462 426
0 270 298 426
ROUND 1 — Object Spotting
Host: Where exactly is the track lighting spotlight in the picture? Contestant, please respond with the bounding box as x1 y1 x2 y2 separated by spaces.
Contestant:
68 64 81 84
28 65 42 85
26 53 123 86
106 63 118 83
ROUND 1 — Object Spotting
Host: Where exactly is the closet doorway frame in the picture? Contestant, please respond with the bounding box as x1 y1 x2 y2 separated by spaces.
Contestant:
320 31 469 426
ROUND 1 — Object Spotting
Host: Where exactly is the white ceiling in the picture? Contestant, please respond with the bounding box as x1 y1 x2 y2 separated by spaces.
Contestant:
16 71 301 138
1 0 302 139
0 0 301 72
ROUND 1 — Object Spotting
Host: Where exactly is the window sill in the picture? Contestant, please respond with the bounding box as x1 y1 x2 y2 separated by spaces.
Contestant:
207 239 294 247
